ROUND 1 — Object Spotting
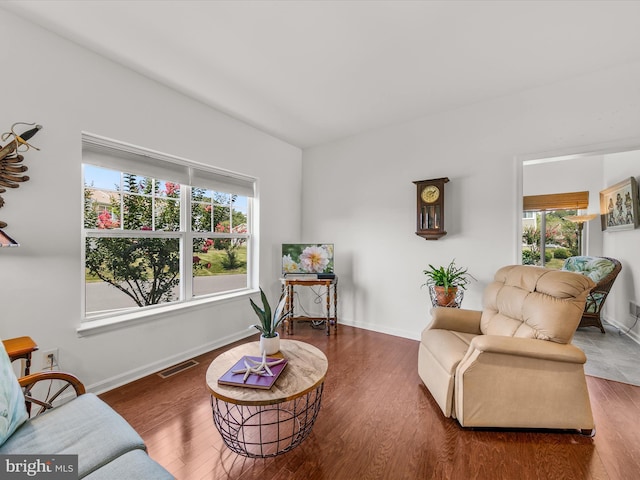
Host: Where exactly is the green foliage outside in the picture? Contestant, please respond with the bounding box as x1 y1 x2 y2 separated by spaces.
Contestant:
85 246 247 283
522 249 539 265
545 256 566 270
552 247 571 260
84 173 247 307
85 237 180 306
522 209 580 269
192 246 247 276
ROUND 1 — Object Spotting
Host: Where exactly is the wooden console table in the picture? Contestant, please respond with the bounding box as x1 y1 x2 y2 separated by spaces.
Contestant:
280 277 338 336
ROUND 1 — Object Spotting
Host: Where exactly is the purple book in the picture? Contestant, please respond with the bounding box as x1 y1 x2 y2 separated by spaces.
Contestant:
217 356 288 389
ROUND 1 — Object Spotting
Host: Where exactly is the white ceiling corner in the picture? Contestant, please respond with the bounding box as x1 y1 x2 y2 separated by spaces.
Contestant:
4 0 640 148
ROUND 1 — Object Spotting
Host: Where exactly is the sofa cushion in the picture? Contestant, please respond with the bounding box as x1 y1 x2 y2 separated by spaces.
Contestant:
480 265 593 343
0 339 28 447
0 393 146 478
83 449 174 480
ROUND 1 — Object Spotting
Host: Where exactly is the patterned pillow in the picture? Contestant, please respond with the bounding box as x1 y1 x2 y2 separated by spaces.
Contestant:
0 339 28 446
562 256 615 283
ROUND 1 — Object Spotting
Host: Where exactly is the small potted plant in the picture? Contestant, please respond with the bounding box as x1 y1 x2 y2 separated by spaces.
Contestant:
422 259 475 307
250 288 289 354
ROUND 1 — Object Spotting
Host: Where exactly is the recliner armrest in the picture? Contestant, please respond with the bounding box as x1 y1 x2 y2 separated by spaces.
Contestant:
429 307 482 334
469 335 586 364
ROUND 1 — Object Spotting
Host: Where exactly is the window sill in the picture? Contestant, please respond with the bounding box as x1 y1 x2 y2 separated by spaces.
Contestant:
77 288 258 337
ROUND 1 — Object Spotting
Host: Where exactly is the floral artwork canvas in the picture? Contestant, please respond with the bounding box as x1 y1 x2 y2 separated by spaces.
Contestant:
281 244 334 274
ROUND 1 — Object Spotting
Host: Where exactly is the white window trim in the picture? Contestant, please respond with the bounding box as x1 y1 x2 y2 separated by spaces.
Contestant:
78 132 259 336
76 288 259 337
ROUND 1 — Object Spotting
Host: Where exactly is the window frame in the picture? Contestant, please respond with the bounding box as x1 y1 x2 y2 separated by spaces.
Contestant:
79 132 257 335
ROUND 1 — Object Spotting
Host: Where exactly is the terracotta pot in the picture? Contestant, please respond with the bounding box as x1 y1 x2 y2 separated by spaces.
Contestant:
259 332 280 355
434 286 458 307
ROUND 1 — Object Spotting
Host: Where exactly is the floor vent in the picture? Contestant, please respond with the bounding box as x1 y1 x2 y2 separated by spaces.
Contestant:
157 359 199 379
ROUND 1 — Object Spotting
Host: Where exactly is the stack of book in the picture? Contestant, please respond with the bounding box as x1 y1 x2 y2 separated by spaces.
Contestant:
218 356 288 389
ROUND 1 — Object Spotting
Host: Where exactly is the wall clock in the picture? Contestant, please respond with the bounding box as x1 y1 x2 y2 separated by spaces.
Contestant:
413 177 449 240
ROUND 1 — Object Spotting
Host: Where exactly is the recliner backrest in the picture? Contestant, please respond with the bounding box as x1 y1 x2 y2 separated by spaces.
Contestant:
480 265 594 343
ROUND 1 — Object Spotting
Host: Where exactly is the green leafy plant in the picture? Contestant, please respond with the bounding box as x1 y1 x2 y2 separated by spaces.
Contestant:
249 288 289 338
522 249 540 265
422 259 475 291
552 247 571 260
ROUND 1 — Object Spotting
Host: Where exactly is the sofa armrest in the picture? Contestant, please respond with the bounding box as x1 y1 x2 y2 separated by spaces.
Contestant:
469 335 586 364
429 307 482 334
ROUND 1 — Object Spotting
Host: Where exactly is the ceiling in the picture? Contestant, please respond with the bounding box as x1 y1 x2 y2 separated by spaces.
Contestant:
5 0 640 149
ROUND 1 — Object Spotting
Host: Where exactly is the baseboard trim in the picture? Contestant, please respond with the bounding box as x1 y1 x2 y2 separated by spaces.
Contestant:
86 329 255 395
603 316 640 346
339 318 420 341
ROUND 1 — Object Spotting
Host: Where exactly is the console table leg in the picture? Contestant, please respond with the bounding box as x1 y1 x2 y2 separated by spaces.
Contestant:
325 283 331 336
287 284 294 335
334 283 338 334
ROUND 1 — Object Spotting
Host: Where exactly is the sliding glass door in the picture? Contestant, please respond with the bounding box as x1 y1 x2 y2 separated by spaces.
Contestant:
522 209 579 268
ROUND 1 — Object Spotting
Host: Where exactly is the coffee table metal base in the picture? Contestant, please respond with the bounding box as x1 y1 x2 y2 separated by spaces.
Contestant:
211 383 324 458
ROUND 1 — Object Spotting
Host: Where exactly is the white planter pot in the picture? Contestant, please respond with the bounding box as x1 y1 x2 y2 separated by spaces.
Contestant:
259 333 280 355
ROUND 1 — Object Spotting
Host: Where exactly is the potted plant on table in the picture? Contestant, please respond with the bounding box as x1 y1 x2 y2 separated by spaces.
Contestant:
250 288 289 355
422 259 475 307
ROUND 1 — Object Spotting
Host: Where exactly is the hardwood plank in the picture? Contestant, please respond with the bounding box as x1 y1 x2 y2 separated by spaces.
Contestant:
99 325 640 480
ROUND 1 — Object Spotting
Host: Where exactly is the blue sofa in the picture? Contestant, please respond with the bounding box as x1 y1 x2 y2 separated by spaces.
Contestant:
1 340 173 479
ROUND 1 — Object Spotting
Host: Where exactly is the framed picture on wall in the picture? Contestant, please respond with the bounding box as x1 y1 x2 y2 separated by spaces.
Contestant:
600 176 639 232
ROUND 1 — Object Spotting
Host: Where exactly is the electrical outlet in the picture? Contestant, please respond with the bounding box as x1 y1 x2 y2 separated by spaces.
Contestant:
630 301 640 317
41 348 59 369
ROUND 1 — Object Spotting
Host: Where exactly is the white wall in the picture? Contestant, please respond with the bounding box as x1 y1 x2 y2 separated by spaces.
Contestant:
0 11 302 391
303 59 640 340
603 151 640 342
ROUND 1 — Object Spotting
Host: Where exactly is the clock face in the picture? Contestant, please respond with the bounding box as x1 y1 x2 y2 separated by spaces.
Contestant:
421 185 440 203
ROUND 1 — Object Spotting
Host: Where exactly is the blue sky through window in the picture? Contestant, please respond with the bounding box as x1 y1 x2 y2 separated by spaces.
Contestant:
85 164 248 214
84 165 120 190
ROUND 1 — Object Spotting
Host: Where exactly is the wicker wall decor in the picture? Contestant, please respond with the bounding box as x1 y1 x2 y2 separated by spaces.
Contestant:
0 122 42 231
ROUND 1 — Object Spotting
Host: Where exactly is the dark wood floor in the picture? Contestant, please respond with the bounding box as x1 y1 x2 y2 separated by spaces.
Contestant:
99 325 640 480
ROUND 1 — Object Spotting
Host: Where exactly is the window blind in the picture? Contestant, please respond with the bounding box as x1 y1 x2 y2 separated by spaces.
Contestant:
82 132 255 197
523 191 589 211
189 167 254 197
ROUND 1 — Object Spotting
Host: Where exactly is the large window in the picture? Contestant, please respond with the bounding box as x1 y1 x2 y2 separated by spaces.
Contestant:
522 191 588 268
82 133 255 321
522 209 578 268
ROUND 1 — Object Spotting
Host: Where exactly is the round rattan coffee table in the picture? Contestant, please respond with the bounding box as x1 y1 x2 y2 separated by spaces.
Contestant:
206 339 328 458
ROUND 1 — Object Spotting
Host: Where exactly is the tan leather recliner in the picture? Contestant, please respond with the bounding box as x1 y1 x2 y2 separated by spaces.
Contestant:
418 265 596 433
